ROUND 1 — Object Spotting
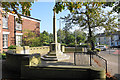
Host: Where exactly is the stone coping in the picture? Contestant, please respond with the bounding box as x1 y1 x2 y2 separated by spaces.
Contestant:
25 65 104 71
6 50 40 56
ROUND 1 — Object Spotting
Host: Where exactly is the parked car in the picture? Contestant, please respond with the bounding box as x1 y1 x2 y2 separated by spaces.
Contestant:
95 45 107 51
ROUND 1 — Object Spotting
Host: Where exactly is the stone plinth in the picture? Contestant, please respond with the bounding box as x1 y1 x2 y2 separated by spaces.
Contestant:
41 43 70 61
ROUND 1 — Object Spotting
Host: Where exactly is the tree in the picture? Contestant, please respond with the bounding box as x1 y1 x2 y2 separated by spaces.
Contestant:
49 33 53 43
0 2 33 22
103 1 120 13
54 2 118 50
22 30 41 47
74 30 86 44
40 31 49 45
57 29 65 43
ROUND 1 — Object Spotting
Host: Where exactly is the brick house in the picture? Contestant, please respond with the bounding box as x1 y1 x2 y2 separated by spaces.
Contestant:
0 9 40 53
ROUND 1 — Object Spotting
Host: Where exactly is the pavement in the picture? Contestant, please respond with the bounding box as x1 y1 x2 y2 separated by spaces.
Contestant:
99 49 120 79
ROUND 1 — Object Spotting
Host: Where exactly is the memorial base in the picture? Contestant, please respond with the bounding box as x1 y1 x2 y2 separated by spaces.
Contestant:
41 43 70 61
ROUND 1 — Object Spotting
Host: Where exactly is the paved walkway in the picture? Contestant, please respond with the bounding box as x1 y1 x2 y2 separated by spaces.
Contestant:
99 51 120 79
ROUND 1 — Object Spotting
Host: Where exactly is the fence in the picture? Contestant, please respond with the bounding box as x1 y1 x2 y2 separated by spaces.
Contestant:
91 52 107 73
74 52 90 66
74 51 107 73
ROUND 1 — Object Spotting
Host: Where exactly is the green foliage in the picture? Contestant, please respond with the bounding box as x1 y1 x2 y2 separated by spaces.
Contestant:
22 30 52 47
74 30 86 44
40 31 49 45
49 33 53 43
104 1 120 13
61 43 67 46
1 2 33 23
57 29 86 47
0 53 6 60
8 45 17 49
54 2 118 50
22 30 42 47
57 29 65 43
67 43 75 47
78 44 88 47
87 48 92 53
95 48 101 52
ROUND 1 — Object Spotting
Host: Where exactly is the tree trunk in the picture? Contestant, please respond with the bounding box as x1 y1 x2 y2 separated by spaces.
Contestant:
87 14 95 50
88 26 95 50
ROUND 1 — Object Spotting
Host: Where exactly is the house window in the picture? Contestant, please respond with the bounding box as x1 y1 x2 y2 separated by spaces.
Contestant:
16 35 22 46
2 16 8 29
16 22 22 30
3 34 8 48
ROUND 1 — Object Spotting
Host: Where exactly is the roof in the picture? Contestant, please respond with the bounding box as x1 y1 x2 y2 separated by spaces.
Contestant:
20 14 41 22
2 9 41 22
96 31 120 37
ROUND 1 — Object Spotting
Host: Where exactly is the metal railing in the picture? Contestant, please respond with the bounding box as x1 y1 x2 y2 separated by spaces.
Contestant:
91 52 107 73
74 51 107 73
74 52 90 66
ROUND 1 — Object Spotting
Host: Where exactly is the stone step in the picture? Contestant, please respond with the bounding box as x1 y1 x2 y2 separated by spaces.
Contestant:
47 54 56 56
41 56 58 61
43 54 57 58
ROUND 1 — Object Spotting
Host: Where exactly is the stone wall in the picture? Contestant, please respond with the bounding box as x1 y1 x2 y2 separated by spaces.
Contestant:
29 46 50 55
4 51 106 80
16 46 66 55
15 46 84 55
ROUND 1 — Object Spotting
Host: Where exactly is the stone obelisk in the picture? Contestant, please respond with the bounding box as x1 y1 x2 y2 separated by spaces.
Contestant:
41 10 70 61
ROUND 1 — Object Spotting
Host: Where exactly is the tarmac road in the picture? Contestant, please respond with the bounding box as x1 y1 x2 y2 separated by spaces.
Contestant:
99 49 120 79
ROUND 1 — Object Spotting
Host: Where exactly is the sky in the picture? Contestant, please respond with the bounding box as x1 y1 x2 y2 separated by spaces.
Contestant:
30 2 119 34
31 2 69 33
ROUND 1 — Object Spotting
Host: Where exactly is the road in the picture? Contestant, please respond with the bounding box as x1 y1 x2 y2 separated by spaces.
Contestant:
99 49 120 79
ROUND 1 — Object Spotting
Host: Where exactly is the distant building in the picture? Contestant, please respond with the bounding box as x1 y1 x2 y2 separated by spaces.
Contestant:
96 31 120 47
0 9 41 53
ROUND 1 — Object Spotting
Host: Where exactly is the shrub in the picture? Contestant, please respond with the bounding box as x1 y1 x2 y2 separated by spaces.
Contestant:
67 43 75 47
61 43 67 46
95 48 101 52
78 44 88 47
8 45 17 50
1 53 6 59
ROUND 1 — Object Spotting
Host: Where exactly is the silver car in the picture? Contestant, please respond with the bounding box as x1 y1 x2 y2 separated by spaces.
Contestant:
96 45 107 51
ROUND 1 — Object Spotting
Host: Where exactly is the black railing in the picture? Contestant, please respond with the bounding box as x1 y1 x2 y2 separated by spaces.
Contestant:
74 52 90 66
74 51 107 73
91 52 107 73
